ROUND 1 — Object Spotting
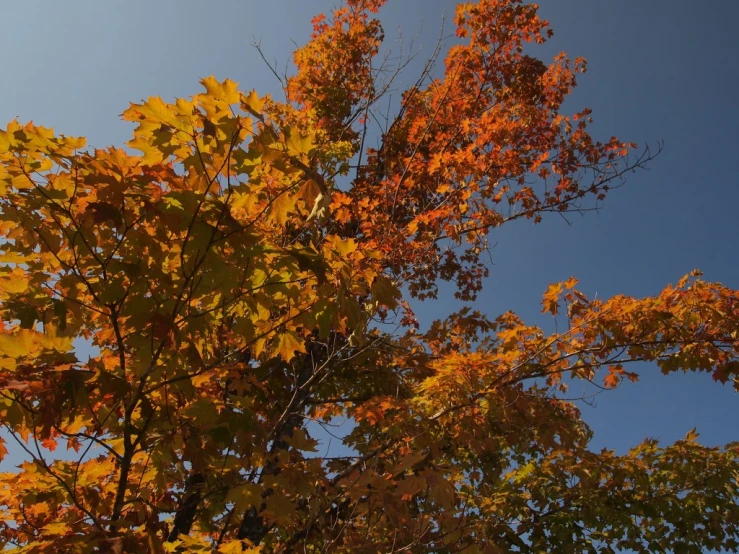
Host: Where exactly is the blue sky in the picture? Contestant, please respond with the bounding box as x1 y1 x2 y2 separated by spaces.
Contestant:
1 0 737 460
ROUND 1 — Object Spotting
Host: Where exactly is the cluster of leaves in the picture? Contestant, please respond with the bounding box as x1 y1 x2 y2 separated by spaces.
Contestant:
0 0 737 552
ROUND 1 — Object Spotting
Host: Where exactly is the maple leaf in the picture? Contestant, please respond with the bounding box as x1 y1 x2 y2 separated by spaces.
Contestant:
274 331 307 362
542 282 564 314
199 76 240 105
371 275 400 310
268 191 295 226
241 89 265 116
603 372 620 389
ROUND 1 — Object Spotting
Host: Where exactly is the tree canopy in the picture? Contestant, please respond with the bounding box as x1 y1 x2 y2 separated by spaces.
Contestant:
0 0 738 552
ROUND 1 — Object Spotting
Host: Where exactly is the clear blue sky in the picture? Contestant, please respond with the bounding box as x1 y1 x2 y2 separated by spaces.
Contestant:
1 1 737 459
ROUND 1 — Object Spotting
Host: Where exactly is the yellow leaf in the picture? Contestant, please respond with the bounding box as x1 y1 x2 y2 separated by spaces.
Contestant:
274 331 306 363
0 129 11 152
230 191 260 215
542 282 564 314
0 251 27 263
0 272 28 294
11 173 34 189
219 540 261 554
42 521 70 535
0 331 36 358
513 462 536 483
323 236 357 257
199 76 240 104
286 129 314 156
242 90 265 116
40 325 73 352
268 192 295 226
129 96 175 125
218 541 244 554
108 437 126 457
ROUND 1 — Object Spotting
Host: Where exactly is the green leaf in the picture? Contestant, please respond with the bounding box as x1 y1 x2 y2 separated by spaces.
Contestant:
226 483 262 512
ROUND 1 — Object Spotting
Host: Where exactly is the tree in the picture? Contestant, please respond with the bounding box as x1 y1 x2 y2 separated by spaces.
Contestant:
0 0 737 551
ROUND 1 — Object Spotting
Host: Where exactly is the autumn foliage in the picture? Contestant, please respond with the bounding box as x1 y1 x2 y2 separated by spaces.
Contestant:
1 0 738 552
